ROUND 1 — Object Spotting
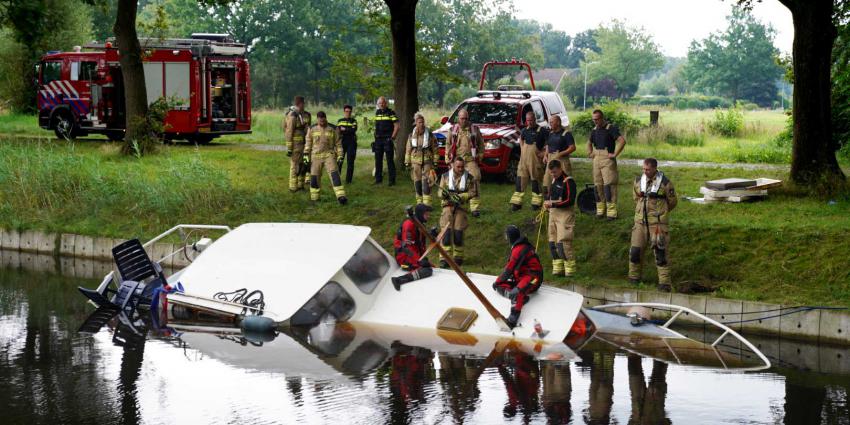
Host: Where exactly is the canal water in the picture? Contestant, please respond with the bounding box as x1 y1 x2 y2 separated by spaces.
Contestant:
1 267 848 424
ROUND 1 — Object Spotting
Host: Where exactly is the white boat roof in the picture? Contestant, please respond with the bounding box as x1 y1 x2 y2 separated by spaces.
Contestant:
175 223 371 321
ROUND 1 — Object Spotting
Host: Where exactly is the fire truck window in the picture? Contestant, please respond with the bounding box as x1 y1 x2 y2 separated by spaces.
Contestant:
70 62 80 81
42 62 61 84
80 62 97 81
450 102 517 125
531 101 547 123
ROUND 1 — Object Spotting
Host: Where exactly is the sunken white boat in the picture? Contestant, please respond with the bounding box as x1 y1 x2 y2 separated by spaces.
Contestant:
79 223 771 371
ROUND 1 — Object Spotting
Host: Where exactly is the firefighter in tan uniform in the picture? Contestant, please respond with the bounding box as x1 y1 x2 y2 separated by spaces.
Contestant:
629 158 677 291
438 157 479 267
305 111 348 205
447 109 483 216
543 115 576 177
284 96 312 192
544 160 578 277
405 112 438 206
586 109 626 220
510 111 548 211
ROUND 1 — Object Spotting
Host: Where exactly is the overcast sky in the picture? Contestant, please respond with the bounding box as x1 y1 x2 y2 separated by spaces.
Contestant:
513 0 793 57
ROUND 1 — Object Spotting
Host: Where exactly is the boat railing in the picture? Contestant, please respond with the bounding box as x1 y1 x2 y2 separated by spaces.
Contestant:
95 224 231 295
592 302 772 370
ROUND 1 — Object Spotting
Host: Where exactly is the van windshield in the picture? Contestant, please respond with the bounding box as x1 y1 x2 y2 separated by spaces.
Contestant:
450 102 518 125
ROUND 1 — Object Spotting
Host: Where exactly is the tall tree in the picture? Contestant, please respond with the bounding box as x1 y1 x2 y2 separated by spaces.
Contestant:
738 0 845 186
384 0 419 166
685 8 782 106
113 0 149 149
584 21 663 99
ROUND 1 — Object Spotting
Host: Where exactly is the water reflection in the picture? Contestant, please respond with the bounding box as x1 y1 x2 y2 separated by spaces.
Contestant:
2 267 850 424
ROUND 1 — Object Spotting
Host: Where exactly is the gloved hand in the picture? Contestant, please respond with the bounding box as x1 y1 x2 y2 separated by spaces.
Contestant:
404 162 411 169
371 142 377 153
302 155 310 165
286 150 292 157
337 158 344 170
449 192 462 205
508 286 520 301
429 226 438 239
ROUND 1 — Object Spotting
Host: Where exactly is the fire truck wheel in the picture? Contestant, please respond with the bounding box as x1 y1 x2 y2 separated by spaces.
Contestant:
52 112 77 141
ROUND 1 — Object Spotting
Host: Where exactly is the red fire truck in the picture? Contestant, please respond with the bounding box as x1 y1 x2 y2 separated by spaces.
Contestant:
36 34 251 143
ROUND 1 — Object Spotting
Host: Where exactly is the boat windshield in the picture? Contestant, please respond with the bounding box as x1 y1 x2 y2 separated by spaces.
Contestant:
289 281 356 327
449 102 518 125
342 240 389 294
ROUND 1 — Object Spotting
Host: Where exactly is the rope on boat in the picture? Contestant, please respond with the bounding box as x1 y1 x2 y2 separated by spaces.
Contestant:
213 288 266 315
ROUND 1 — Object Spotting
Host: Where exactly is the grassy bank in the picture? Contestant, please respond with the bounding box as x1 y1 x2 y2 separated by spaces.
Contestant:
0 137 848 306
0 108 802 165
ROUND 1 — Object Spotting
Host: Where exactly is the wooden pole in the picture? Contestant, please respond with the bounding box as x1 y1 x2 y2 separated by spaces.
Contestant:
408 212 511 331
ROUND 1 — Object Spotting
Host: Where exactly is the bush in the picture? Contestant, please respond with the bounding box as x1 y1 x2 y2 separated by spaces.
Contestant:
707 107 744 137
631 94 732 110
442 86 478 109
571 102 644 135
634 126 706 147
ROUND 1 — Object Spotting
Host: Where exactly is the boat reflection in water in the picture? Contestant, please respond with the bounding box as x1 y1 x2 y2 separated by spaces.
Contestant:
148 312 770 424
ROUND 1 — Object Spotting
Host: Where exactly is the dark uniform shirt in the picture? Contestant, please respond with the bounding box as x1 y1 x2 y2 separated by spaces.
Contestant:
590 123 621 153
521 125 549 150
547 173 577 208
374 108 398 139
545 127 575 154
337 117 358 143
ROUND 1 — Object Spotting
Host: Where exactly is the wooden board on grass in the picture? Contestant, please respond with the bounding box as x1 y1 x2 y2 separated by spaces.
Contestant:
705 178 757 190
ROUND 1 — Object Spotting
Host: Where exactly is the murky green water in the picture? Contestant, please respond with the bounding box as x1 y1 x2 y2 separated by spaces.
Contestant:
1 266 849 424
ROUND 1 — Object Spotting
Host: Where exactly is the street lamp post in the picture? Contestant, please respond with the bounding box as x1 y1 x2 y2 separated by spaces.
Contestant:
583 61 598 110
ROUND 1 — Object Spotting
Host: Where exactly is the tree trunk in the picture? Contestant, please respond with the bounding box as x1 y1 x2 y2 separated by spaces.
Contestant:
385 0 419 168
783 0 845 185
114 0 149 148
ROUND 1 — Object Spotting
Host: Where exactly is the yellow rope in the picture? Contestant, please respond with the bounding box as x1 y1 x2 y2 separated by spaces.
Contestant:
534 208 547 251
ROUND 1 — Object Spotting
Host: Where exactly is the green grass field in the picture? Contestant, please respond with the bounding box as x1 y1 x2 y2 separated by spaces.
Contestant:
1 106 818 165
0 137 848 306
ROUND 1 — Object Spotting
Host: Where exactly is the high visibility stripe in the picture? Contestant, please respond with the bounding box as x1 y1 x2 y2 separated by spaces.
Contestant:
375 116 397 121
63 80 79 98
51 81 71 98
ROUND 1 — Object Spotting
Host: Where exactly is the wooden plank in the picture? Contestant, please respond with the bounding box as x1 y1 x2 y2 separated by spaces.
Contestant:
699 186 767 198
747 178 783 190
704 178 757 190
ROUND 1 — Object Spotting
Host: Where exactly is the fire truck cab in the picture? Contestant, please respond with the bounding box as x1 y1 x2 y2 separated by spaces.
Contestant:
433 60 569 183
36 34 251 143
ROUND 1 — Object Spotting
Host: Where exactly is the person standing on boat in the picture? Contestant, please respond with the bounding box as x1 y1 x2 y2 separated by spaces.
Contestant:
493 225 544 329
587 109 626 220
391 204 434 291
544 159 578 277
509 111 548 212
438 157 479 267
404 112 437 206
305 111 347 205
336 104 358 184
373 96 399 185
629 157 677 291
447 109 483 217
284 96 312 192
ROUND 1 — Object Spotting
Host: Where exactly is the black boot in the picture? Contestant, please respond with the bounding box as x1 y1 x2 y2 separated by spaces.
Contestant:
506 309 521 329
392 273 415 291
511 204 522 212
439 259 449 269
338 196 348 205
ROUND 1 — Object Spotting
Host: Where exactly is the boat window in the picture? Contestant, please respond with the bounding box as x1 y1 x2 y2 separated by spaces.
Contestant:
342 240 389 294
289 281 356 327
